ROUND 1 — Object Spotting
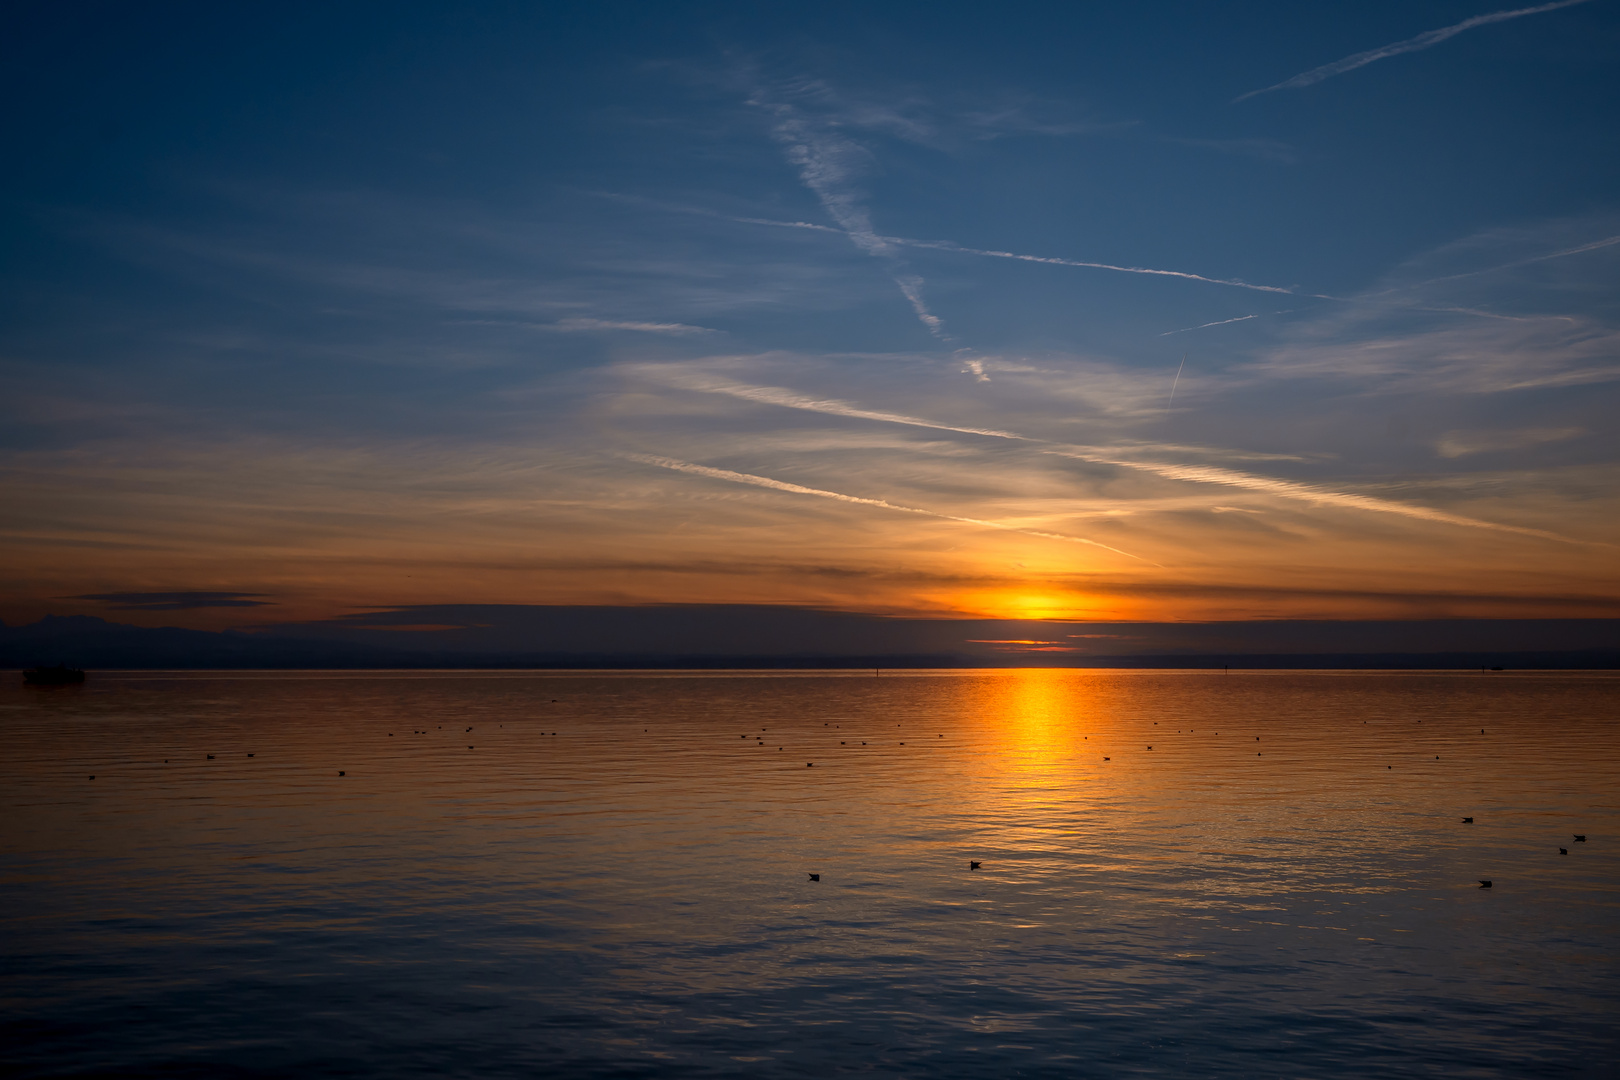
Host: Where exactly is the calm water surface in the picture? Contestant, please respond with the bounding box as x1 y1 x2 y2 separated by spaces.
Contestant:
1 669 1616 1079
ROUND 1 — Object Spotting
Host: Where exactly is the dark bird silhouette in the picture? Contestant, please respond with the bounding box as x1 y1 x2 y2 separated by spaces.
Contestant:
1479 880 1492 888
247 754 254 758
970 861 981 870
1103 756 1110 761
1575 835 1587 842
89 775 94 780
207 754 214 759
1462 817 1473 823
1147 745 1153 750
1560 848 1568 855
807 762 814 767
807 873 820 881
338 771 345 776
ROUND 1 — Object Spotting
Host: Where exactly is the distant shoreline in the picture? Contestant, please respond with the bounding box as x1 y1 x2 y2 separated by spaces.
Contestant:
7 652 1618 672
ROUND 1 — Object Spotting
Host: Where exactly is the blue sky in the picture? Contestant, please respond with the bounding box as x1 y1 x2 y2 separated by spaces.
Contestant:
3 0 1618 627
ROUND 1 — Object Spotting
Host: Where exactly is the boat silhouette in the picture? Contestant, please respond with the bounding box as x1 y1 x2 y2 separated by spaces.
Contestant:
23 665 86 686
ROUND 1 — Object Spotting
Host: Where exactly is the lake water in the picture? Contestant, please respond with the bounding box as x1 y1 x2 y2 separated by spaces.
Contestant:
2 669 1616 1078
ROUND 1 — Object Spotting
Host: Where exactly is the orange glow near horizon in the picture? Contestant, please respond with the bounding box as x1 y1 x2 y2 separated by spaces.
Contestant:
949 589 1122 622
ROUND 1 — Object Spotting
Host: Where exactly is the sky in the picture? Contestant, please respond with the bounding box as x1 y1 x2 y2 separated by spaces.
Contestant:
3 0 1619 633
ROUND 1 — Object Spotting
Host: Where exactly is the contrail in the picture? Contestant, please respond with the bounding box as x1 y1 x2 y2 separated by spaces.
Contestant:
753 96 955 342
1044 450 1579 543
651 372 1024 439
1162 313 1268 336
884 236 1306 296
624 454 1156 563
665 376 1583 543
618 195 1313 297
1235 0 1596 102
1412 232 1620 288
1167 354 1187 411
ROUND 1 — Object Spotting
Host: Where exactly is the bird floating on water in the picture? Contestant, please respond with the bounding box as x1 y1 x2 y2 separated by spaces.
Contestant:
1479 880 1492 888
807 873 820 882
1574 835 1587 842
970 861 981 870
1560 848 1568 855
1462 817 1473 823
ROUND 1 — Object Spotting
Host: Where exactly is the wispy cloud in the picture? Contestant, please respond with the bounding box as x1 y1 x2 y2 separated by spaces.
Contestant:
70 591 273 610
548 318 720 335
748 88 955 343
1436 427 1585 459
650 370 1583 543
646 368 1023 438
1235 0 1596 103
624 454 1155 562
1043 451 1580 543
